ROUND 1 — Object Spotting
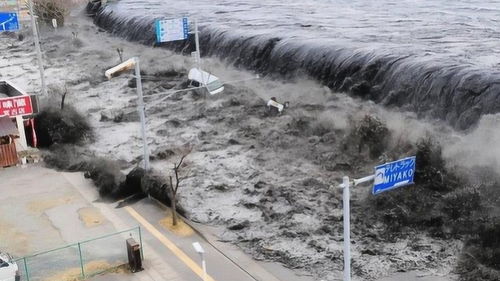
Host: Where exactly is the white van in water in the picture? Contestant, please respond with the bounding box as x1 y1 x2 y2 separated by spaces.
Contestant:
188 68 224 95
0 252 19 281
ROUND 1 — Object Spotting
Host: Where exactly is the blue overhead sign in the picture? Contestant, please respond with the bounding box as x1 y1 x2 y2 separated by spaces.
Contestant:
373 156 416 195
0 12 19 32
155 17 189 43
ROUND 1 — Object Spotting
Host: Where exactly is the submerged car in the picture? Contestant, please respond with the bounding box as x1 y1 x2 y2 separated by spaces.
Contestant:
188 68 225 95
0 252 19 281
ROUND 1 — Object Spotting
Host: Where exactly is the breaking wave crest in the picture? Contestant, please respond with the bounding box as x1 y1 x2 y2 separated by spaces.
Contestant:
87 1 500 130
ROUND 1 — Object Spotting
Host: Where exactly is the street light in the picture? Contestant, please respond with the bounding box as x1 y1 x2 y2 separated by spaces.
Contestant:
105 57 150 170
192 242 207 281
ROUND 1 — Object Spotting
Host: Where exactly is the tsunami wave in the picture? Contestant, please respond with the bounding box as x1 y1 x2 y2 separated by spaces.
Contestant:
86 1 500 130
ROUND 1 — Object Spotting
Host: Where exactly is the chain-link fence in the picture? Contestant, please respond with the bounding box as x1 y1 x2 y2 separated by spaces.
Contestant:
15 226 142 281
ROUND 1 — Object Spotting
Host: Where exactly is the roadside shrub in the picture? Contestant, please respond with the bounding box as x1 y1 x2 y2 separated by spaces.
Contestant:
30 0 70 26
365 137 479 238
42 144 91 171
368 185 442 236
286 114 313 136
84 158 126 198
414 138 461 192
441 186 481 222
310 117 333 137
352 115 390 158
459 221 500 281
35 105 92 147
475 222 500 270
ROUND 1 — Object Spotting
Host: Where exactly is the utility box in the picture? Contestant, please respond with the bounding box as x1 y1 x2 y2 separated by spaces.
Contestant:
126 238 143 272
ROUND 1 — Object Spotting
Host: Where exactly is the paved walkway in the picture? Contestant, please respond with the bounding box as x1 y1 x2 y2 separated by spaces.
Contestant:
62 167 286 281
1 162 452 281
1 165 286 281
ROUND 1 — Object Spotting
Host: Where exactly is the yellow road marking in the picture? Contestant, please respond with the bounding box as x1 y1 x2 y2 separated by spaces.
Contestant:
124 206 216 281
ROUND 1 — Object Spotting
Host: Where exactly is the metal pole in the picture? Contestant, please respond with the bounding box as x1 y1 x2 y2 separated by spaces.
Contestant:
15 0 21 17
138 226 144 260
194 18 205 87
201 254 207 281
342 176 351 281
134 58 150 170
77 242 85 278
27 0 47 96
16 116 28 150
23 257 30 281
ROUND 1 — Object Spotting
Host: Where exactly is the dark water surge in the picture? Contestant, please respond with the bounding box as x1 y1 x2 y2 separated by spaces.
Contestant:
87 0 500 129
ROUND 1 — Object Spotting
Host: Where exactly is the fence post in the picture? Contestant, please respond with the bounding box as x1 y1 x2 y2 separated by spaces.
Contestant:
77 242 85 278
23 257 30 281
138 226 144 260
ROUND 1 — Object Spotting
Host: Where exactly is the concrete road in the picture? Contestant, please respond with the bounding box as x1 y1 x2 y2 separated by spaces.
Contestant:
65 171 284 281
0 165 117 255
0 165 126 281
0 165 454 281
0 165 286 281
1 165 456 281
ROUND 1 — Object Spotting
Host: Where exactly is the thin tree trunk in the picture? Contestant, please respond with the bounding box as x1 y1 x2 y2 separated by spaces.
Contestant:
168 177 178 226
172 193 178 226
61 91 67 110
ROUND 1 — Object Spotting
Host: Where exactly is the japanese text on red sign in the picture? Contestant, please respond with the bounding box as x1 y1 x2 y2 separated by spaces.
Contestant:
0 96 33 117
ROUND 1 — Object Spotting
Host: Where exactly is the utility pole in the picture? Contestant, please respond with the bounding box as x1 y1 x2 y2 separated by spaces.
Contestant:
342 176 351 281
134 58 150 170
27 0 47 96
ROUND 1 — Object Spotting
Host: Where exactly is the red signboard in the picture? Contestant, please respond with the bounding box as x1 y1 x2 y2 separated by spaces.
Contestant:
0 96 33 117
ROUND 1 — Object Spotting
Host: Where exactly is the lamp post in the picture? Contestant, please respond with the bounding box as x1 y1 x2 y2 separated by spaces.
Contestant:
192 242 207 281
105 57 150 170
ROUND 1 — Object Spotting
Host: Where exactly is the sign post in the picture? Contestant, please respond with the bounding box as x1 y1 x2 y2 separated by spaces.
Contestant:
193 18 204 85
341 176 351 281
27 0 47 96
337 156 416 281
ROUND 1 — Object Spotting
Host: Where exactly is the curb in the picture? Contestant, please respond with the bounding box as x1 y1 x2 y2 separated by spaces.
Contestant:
147 196 282 281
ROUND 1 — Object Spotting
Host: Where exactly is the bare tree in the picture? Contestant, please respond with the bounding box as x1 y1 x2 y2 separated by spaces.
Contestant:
60 85 68 110
166 150 191 226
116 47 124 63
29 0 70 26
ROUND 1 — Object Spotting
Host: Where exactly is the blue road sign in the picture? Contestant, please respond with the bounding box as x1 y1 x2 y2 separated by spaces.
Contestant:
0 12 19 32
373 156 416 195
155 17 189 43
